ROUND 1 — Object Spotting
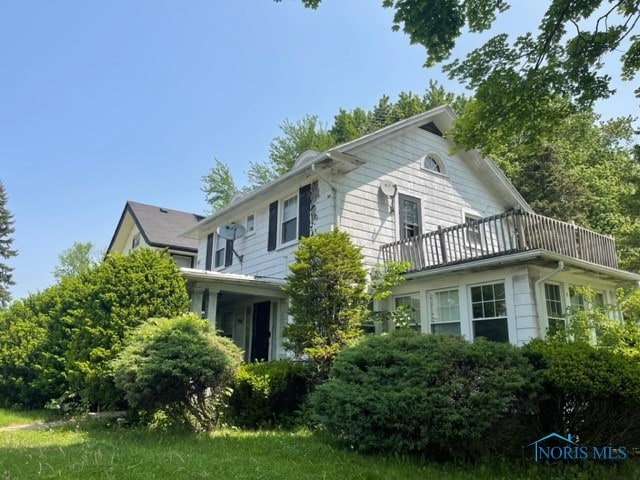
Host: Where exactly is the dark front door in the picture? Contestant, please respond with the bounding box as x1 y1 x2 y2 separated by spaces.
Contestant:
251 301 270 361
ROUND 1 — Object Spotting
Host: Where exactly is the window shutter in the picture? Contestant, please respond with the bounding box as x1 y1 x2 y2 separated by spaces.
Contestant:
298 184 311 239
225 239 234 266
267 201 278 251
205 233 214 270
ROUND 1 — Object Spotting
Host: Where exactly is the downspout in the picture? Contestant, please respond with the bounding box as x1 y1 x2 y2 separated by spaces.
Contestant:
311 160 339 229
534 261 564 338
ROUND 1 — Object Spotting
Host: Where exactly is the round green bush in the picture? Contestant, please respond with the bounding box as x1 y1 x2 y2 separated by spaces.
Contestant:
310 332 540 459
525 339 640 447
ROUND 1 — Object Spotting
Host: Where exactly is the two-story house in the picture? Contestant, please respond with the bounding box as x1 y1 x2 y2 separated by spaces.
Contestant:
173 105 639 361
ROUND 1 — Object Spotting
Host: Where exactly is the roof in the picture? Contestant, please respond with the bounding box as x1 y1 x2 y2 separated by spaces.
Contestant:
183 105 531 238
108 201 204 253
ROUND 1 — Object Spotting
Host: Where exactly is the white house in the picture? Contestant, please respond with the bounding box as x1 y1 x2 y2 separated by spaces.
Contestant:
114 106 640 362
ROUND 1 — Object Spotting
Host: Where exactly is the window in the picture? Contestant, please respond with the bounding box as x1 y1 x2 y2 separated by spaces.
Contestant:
420 153 444 174
132 233 140 249
246 214 255 234
281 195 298 244
214 234 226 268
172 254 193 269
545 283 565 331
470 283 509 342
394 295 421 332
398 194 422 239
429 289 461 335
465 214 482 246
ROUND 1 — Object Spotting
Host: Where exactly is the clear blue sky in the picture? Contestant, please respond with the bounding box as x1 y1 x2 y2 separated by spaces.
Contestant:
2 1 637 300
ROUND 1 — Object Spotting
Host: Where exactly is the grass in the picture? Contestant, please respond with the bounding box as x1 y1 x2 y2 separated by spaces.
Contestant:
0 409 54 428
0 412 638 480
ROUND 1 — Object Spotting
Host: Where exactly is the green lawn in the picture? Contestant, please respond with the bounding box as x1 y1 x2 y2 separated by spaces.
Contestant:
0 409 54 428
0 414 637 479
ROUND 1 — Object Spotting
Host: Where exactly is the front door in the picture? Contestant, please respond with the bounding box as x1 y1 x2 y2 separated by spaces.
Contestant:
251 301 271 361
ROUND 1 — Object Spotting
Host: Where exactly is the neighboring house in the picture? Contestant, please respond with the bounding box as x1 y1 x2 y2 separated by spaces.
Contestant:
114 106 640 362
107 201 204 268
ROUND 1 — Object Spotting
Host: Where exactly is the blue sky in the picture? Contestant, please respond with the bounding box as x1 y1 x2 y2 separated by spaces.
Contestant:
2 1 637 300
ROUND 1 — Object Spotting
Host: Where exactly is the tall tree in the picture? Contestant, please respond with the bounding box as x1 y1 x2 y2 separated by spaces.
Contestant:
247 114 336 189
0 181 17 308
283 0 640 155
52 241 97 281
201 158 237 213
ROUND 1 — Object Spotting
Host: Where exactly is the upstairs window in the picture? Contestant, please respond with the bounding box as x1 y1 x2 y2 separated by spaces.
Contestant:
246 214 255 235
214 234 227 268
420 153 445 175
132 233 141 249
281 195 298 244
398 194 422 240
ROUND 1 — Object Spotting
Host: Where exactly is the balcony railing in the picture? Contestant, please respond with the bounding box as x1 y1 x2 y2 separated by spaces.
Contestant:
380 210 618 273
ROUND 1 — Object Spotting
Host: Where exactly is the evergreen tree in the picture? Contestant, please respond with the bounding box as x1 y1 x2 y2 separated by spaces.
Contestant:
0 181 17 308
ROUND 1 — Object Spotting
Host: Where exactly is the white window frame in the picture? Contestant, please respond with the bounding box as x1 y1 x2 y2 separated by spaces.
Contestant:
419 152 447 176
245 213 256 236
428 288 462 336
397 193 422 240
280 194 298 246
214 234 226 268
393 293 422 332
469 282 510 343
464 213 484 248
544 283 565 332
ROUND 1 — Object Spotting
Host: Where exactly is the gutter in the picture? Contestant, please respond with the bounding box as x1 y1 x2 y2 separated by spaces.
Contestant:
534 261 564 338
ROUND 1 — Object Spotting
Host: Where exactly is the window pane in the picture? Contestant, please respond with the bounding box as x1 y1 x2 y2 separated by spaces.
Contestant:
473 318 509 343
282 218 297 243
471 286 482 303
472 303 484 319
432 322 461 335
283 196 297 221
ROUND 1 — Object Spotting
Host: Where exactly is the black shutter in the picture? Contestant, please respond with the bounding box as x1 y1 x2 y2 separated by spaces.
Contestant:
298 184 311 238
205 233 214 270
225 239 233 266
267 201 278 251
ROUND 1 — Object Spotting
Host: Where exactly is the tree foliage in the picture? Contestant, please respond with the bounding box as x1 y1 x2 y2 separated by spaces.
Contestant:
65 248 190 408
112 314 242 431
52 241 98 281
201 158 237 213
0 181 17 308
247 115 335 189
282 230 369 379
0 248 189 409
285 0 640 155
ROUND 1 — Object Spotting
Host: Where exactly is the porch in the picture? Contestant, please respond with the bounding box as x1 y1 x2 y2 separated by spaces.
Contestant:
380 209 619 273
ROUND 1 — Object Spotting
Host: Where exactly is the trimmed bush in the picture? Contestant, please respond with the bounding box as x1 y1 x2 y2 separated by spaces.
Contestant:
310 331 540 459
112 314 242 431
525 339 640 447
227 360 311 428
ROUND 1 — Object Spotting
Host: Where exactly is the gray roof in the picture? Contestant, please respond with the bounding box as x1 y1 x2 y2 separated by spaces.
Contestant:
109 201 204 253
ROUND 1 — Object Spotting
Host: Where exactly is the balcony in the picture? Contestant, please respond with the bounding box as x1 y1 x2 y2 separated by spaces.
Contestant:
380 210 618 273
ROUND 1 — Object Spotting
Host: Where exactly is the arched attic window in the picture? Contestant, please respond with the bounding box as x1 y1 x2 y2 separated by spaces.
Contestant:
420 152 446 175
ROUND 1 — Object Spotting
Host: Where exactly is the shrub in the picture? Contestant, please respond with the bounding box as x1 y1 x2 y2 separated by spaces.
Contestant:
310 331 540 459
112 313 242 431
227 360 312 428
525 338 640 447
